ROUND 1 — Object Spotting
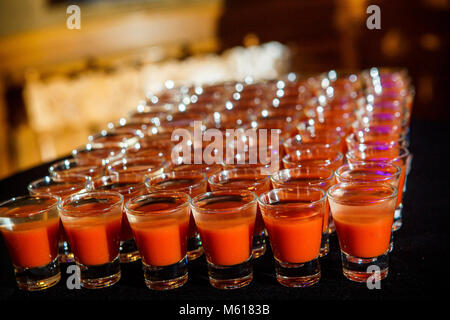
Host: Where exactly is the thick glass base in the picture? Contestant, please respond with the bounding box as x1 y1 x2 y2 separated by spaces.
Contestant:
143 256 188 290
207 257 253 289
341 251 389 283
274 258 320 287
14 257 60 291
319 232 329 257
393 205 403 231
187 233 203 261
119 239 140 263
252 229 267 259
78 256 121 289
59 240 75 264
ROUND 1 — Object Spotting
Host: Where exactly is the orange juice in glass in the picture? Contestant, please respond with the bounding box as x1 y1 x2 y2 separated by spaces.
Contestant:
145 171 207 261
271 167 335 257
346 145 410 230
328 182 397 282
125 192 190 290
0 195 60 291
28 174 92 263
258 187 326 287
208 168 270 258
190 190 257 289
92 173 145 263
59 191 123 288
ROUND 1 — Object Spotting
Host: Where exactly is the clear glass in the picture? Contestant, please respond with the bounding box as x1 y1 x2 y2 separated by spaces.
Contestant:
125 192 190 290
328 182 397 283
92 173 145 263
145 171 207 261
271 166 335 256
49 159 104 179
190 190 257 289
282 146 344 171
72 144 125 166
208 168 270 259
28 174 92 263
0 195 61 291
59 191 123 288
258 187 326 287
346 145 410 231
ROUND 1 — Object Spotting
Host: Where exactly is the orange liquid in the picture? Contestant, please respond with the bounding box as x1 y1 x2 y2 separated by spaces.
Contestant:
210 178 269 236
63 203 122 266
1 218 59 268
331 202 394 258
150 177 206 238
132 218 189 267
262 203 322 263
196 201 254 266
96 181 143 241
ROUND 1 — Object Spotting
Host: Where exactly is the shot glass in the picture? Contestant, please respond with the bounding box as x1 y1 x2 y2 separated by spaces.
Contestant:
145 171 207 260
125 192 190 290
208 168 270 258
282 147 344 171
346 145 410 230
59 191 123 288
49 158 104 179
258 187 326 287
271 167 335 256
328 182 397 282
107 157 167 179
190 190 257 289
28 175 92 263
0 195 61 291
72 144 125 166
335 162 401 250
92 173 145 263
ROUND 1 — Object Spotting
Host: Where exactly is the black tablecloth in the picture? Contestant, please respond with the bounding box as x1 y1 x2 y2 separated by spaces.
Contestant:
1 119 449 305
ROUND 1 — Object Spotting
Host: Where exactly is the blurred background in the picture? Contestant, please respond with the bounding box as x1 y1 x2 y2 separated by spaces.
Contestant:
0 0 448 179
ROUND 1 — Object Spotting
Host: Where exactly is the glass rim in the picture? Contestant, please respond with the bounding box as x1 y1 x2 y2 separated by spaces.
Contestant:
58 191 124 217
208 168 271 187
0 194 60 218
271 166 335 184
346 145 410 162
48 158 98 173
72 144 126 157
189 189 257 214
92 173 146 193
335 162 401 182
125 191 190 216
107 156 167 170
282 150 344 165
257 187 326 209
145 170 207 191
327 182 398 205
28 175 92 192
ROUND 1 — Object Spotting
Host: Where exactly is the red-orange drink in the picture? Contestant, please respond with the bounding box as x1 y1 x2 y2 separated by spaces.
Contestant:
145 171 207 261
59 191 123 288
60 200 122 266
0 198 60 268
190 190 256 289
258 187 325 287
126 193 190 267
208 168 270 258
327 182 397 282
0 195 61 291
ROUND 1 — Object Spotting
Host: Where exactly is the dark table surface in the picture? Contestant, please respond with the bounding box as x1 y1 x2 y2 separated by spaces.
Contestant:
0 119 449 305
